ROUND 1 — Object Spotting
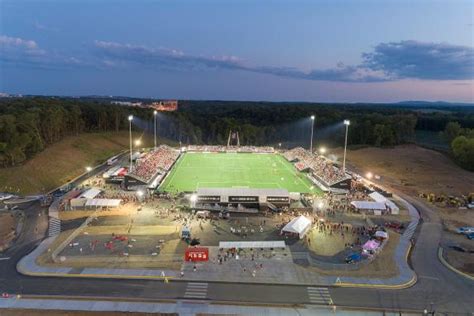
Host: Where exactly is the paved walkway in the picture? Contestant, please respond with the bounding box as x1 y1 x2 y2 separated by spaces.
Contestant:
0 296 403 315
17 195 418 289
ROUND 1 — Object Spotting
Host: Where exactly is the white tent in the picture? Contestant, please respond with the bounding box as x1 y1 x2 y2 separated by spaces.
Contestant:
79 188 102 199
375 231 389 239
351 201 386 211
84 199 121 208
369 192 400 215
219 241 285 249
281 215 312 239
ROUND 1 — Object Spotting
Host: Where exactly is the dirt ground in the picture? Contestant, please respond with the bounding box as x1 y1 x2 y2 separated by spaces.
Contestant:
315 231 401 278
0 212 16 251
335 144 474 275
338 144 473 197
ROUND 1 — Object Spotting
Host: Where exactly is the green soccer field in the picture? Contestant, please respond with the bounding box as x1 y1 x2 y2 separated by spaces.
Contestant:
158 152 322 195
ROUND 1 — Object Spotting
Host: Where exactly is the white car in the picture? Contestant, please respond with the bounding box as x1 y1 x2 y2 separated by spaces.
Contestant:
456 227 474 234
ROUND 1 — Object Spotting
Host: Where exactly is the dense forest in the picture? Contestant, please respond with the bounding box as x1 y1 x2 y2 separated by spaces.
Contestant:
1 97 473 170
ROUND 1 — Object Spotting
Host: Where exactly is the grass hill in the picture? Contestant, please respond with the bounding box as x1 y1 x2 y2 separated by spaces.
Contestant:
0 132 169 195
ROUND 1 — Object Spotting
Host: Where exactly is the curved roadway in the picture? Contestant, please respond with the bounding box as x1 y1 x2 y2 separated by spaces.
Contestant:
1 195 473 314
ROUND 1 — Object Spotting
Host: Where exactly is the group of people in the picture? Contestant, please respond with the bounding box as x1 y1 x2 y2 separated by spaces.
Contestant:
284 147 348 186
130 145 180 182
185 145 275 153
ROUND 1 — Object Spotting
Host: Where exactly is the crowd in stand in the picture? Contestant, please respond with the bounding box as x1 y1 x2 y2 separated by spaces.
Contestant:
130 145 180 182
186 145 274 153
284 147 348 186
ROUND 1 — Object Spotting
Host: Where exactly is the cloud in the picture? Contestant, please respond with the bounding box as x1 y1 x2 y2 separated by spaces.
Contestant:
93 40 384 82
362 40 474 80
94 40 473 82
0 35 86 69
33 21 59 32
0 35 42 52
3 36 473 83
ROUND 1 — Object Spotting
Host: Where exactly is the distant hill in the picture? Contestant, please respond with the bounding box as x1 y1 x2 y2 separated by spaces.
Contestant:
395 100 474 107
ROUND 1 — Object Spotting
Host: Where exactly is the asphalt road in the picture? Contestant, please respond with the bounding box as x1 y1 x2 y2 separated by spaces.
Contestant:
1 193 473 313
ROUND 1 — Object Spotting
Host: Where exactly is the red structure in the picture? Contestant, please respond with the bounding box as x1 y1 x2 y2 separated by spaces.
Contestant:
151 100 178 112
185 247 209 262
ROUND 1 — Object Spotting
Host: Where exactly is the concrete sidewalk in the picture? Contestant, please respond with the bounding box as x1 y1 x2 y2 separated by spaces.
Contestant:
0 296 405 315
16 196 418 289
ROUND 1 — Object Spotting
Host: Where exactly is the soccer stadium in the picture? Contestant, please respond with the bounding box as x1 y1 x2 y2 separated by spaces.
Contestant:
159 152 322 194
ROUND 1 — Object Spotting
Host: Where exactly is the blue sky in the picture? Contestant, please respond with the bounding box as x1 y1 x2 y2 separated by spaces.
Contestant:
1 0 473 102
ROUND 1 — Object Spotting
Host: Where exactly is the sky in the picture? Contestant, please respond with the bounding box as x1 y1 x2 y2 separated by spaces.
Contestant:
0 0 473 103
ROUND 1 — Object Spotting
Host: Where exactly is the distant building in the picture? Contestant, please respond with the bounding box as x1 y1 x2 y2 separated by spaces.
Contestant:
111 101 143 107
151 100 178 112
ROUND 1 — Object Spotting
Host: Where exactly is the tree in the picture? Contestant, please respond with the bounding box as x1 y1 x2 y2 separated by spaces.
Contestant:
442 122 462 143
451 136 474 171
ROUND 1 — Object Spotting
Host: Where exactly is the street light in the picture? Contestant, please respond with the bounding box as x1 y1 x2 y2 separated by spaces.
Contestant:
366 171 373 180
85 166 92 172
343 120 350 173
310 115 315 153
153 110 158 150
128 115 133 172
135 139 142 147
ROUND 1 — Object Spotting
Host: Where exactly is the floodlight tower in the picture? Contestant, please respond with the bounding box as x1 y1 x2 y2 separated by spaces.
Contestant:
128 115 134 172
343 120 350 173
310 115 315 153
153 110 158 149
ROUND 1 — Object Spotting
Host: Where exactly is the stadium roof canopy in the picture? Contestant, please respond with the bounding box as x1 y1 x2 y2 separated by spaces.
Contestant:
197 187 288 196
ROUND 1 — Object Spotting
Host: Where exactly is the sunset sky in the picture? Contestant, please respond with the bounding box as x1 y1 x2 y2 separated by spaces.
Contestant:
1 0 473 103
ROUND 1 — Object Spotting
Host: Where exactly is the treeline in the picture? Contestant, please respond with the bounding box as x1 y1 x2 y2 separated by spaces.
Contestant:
1 97 473 170
166 101 418 147
0 98 138 167
442 122 474 171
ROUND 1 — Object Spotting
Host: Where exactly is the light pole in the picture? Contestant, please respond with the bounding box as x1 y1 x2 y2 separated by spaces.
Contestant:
310 115 315 153
343 120 350 173
128 115 133 172
153 110 158 150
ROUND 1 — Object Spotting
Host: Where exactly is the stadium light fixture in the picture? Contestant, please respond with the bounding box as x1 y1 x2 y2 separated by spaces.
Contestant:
128 115 133 172
343 119 350 174
85 166 92 172
134 139 142 146
310 115 315 153
366 172 373 180
190 194 197 203
153 111 158 149
311 115 315 120
319 147 326 154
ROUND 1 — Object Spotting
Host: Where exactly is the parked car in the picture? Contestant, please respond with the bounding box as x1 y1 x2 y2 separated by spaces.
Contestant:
466 232 474 240
345 253 361 264
385 222 404 231
456 227 474 234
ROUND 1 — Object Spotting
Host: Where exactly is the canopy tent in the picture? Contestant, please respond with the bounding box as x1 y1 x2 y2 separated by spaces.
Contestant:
84 199 121 208
375 231 389 239
369 192 400 215
281 215 312 239
362 239 380 251
351 201 386 211
79 188 102 199
219 241 286 249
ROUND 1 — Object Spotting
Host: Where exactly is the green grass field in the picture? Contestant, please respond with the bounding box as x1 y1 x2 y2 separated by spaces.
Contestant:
159 152 322 194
